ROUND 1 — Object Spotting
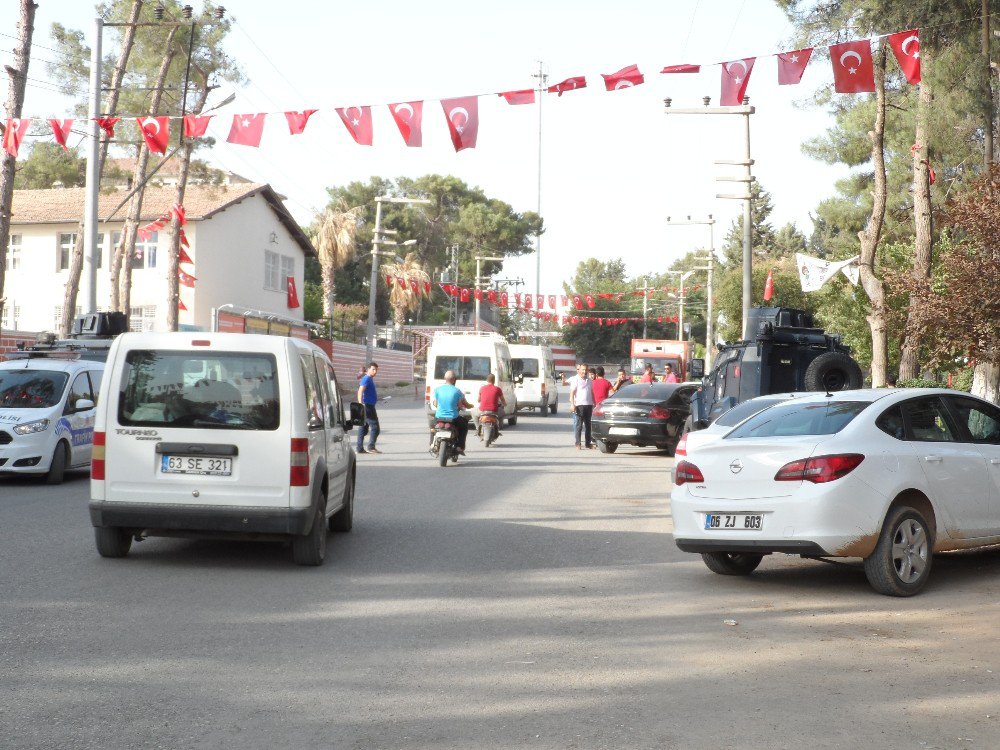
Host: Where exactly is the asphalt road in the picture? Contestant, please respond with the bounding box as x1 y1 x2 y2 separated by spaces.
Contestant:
2 396 1000 749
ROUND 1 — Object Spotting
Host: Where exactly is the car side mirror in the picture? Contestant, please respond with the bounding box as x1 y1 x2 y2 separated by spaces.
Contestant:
349 401 366 427
689 359 705 379
75 398 95 411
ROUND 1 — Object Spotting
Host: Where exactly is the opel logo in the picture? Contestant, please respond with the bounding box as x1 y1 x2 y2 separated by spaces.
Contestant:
729 459 743 474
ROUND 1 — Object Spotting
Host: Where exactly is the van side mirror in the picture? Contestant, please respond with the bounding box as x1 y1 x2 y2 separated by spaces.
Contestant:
689 359 705 379
348 402 366 428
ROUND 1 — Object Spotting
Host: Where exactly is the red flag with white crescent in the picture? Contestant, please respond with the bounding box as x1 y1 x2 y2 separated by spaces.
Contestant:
385 274 393 288
178 246 194 265
524 295 532 310
536 295 544 309
441 96 478 152
547 76 586 96
500 291 509 306
499 89 535 105
49 119 74 150
474 288 483 301
829 40 875 93
547 295 556 310
287 276 300 308
488 290 497 303
2 118 30 157
389 101 423 147
585 294 596 309
178 299 187 312
410 278 419 294
95 117 120 139
424 281 431 295
720 58 755 105
336 106 373 146
777 48 813 85
515 294 522 307
284 109 318 135
660 64 701 74
886 29 921 84
136 116 169 154
460 287 471 303
178 269 197 288
602 64 644 91
572 295 583 310
183 115 212 138
227 113 266 147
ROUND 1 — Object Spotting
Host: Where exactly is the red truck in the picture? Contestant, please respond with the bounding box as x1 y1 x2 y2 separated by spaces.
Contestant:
630 339 691 381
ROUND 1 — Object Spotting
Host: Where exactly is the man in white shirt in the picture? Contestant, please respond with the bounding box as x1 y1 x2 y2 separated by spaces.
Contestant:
568 363 596 449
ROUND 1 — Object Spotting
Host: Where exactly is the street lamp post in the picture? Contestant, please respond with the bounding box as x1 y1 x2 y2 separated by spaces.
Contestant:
474 255 504 332
365 196 430 362
667 215 716 369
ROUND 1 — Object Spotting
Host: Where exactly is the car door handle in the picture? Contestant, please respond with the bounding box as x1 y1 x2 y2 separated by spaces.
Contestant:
923 455 943 463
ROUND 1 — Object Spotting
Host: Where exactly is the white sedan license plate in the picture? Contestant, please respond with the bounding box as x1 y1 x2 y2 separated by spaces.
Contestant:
609 427 639 436
161 455 232 476
705 513 763 531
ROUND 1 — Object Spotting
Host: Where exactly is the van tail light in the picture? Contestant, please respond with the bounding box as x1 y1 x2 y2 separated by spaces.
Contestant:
648 406 671 420
674 460 704 485
425 386 431 403
290 438 310 486
91 431 106 480
774 453 865 484
540 383 546 395
593 405 604 417
675 433 687 457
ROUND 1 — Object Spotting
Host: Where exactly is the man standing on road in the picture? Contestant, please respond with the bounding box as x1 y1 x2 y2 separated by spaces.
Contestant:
591 366 613 406
356 362 381 454
663 364 679 384
639 363 656 383
568 363 595 450
611 367 630 393
432 370 473 455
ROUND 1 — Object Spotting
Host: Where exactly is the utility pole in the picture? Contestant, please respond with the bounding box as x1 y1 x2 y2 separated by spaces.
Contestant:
0 0 37 330
474 255 504 332
532 62 547 342
664 96 755 337
666 215 716 369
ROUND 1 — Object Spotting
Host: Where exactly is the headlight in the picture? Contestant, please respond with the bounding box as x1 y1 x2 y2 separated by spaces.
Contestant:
12 419 50 435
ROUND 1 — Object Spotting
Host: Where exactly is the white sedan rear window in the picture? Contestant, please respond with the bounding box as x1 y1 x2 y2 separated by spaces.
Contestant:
726 401 869 438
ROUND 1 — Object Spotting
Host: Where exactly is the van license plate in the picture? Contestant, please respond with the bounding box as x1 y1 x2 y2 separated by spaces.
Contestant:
161 455 232 476
705 513 763 531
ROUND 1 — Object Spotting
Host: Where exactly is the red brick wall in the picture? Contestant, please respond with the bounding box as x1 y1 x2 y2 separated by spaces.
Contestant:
0 330 38 354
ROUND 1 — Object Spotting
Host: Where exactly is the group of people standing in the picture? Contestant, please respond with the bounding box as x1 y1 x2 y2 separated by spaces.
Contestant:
566 364 629 449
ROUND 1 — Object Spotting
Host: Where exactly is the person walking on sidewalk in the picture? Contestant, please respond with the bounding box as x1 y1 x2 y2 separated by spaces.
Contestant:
356 362 381 454
568 363 596 449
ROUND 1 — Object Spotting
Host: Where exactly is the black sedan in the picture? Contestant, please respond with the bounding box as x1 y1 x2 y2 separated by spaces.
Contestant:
592 382 698 455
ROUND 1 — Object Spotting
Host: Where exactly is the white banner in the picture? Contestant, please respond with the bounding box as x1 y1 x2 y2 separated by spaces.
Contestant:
796 253 860 292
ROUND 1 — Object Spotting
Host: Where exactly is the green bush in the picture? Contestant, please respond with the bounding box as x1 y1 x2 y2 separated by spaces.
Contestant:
897 377 941 389
953 368 974 392
394 381 410 388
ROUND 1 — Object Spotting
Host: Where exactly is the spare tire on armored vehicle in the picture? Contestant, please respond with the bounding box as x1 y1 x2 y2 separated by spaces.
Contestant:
803 351 864 391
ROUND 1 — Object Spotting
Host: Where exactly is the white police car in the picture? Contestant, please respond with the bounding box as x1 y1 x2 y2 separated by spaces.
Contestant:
0 353 104 483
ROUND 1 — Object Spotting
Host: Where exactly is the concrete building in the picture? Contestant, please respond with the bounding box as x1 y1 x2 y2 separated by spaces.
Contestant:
2 182 314 334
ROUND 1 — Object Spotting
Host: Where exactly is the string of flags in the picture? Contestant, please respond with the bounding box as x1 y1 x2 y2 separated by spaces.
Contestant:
0 28 921 158
432 283 703 309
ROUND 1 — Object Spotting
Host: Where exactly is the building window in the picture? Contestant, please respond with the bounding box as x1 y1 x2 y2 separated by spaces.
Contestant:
264 249 294 291
53 305 82 331
5 234 21 270
96 232 104 270
131 232 157 270
59 233 76 271
129 305 156 332
1 303 19 329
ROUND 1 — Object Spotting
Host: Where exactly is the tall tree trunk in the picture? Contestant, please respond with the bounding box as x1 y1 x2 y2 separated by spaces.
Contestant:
971 361 1000 403
115 26 178 320
0 0 36 331
858 44 890 388
62 0 144 335
321 263 337 338
899 77 935 381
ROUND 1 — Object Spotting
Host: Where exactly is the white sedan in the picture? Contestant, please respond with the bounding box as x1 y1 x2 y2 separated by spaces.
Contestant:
671 388 1000 596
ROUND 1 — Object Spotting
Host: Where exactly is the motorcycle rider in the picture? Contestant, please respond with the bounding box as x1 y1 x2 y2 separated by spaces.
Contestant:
432 370 474 455
477 373 506 438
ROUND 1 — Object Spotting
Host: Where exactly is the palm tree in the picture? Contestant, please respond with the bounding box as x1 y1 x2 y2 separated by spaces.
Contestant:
382 252 430 338
314 203 364 334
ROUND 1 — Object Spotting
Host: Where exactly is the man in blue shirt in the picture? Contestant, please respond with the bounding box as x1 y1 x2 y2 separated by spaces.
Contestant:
356 362 381 454
432 370 473 454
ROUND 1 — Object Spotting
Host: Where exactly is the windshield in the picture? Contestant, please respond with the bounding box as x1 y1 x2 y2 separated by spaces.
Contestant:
714 397 794 427
433 355 492 381
0 369 69 409
726 400 869 439
118 350 280 430
512 358 539 378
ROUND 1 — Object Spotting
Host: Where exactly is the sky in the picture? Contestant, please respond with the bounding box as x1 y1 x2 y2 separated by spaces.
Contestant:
1 0 854 296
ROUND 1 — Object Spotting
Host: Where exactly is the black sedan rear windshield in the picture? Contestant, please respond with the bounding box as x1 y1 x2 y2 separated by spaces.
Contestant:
726 401 869 438
613 383 676 400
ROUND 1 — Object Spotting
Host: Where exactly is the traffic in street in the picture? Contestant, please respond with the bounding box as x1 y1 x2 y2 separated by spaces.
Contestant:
3 396 999 749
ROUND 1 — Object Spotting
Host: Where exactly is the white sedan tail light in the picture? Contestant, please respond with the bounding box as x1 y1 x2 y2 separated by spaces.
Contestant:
774 453 865 484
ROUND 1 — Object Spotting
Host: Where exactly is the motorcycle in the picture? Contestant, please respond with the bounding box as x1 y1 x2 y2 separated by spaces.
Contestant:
431 420 460 467
477 411 501 448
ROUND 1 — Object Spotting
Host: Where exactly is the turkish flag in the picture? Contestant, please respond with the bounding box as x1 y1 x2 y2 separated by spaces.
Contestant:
178 228 189 247
178 299 187 312
284 109 317 135
585 294 596 309
336 106 373 146
548 295 556 310
171 204 186 226
424 281 431 295
572 295 582 310
474 288 483 301
183 115 212 138
178 269 197 288
395 276 406 290
661 64 701 74
763 269 774 302
777 48 813 85
459 287 471 303
561 295 569 307
49 119 73 150
514 293 522 307
388 101 422 147
720 58 755 105
488 289 497 303
441 96 478 152
500 291 509 306
602 64 644 91
178 246 194 265
95 117 120 139
547 76 586 96
3 118 30 157
386 274 395 288
524 295 532 309
830 40 875 93
227 113 266 147
499 89 535 105
287 276 300 308
136 116 169 154
410 278 419 294
887 29 921 84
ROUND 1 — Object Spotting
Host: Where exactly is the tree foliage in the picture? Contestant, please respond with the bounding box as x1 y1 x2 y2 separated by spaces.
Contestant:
14 142 86 189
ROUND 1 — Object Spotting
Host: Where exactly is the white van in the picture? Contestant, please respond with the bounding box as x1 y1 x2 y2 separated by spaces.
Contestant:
424 332 518 426
89 332 358 566
509 344 558 416
0 353 104 484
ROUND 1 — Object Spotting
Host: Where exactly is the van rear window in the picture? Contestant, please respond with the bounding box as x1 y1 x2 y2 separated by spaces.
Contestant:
118 351 279 430
512 358 539 378
433 356 491 380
